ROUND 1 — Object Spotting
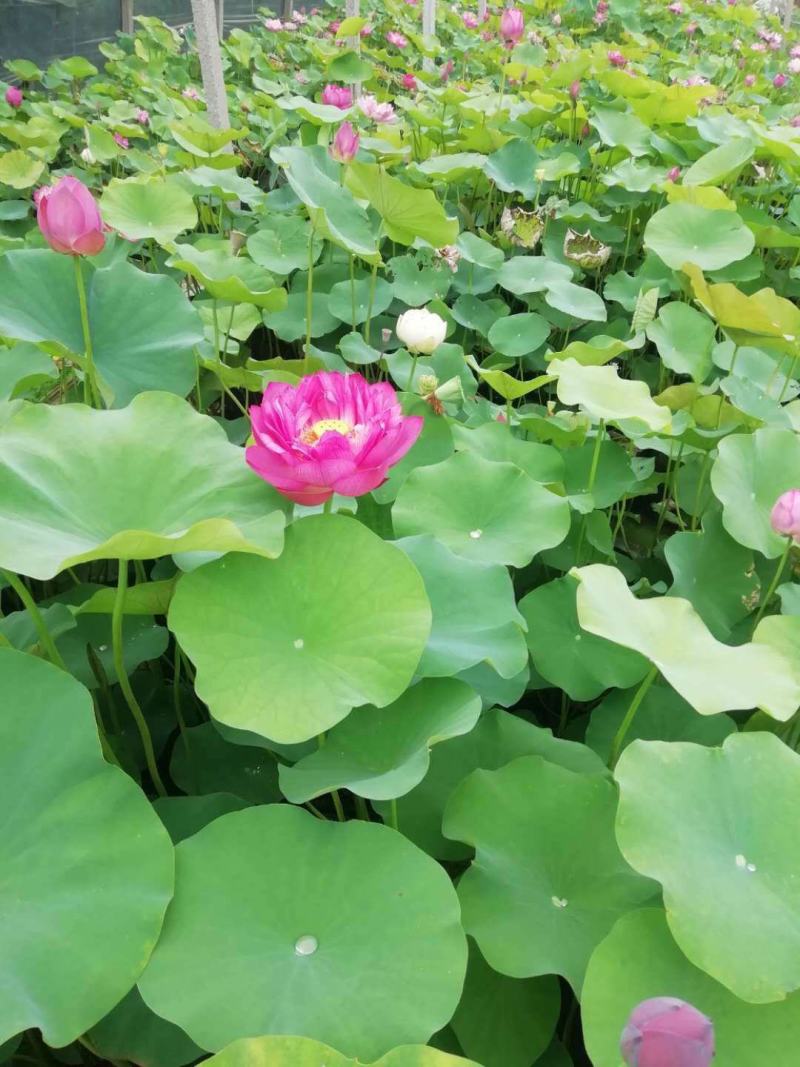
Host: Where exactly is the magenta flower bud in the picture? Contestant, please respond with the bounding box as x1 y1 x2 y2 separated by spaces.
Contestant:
329 121 359 163
135 107 150 125
321 83 353 109
463 11 479 27
402 72 418 90
36 176 105 257
570 80 581 101
386 30 408 47
113 132 129 149
774 73 788 88
744 73 756 86
667 165 681 182
440 59 455 82
608 50 627 67
685 21 698 34
771 489 800 540
500 7 524 43
621 998 715 1067
5 85 22 108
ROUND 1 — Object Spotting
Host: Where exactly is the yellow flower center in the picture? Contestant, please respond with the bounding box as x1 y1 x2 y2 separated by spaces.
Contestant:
300 418 353 444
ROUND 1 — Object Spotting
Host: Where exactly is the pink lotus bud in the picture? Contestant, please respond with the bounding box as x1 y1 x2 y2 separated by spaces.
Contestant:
5 85 22 108
608 50 627 67
792 43 800 58
667 165 681 182
440 59 455 82
496 411 508 423
792 116 800 127
247 371 422 505
360 24 372 36
667 2 683 13
386 30 408 47
36 176 105 257
774 73 788 88
291 10 307 22
685 20 698 34
771 489 800 540
330 121 359 163
402 72 418 90
113 132 129 149
135 108 150 125
499 7 524 44
621 998 715 1067
327 19 341 32
482 30 493 40
321 83 353 109
744 73 756 86
570 80 581 101
463 11 479 27
182 86 200 100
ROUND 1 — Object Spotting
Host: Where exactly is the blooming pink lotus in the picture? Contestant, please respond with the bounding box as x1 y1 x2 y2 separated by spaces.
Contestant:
182 86 200 100
330 121 359 163
247 372 423 505
621 997 714 1067
608 50 627 67
500 6 524 44
264 17 283 29
135 107 150 125
463 11 479 27
402 72 418 90
358 94 396 123
36 176 105 256
113 132 129 149
386 30 408 47
771 489 800 540
322 83 353 109
5 85 22 108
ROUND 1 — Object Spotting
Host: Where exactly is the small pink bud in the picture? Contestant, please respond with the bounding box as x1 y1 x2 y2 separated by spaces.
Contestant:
667 165 681 182
113 132 129 149
360 24 372 36
685 20 698 34
621 998 715 1067
5 85 22 108
771 490 800 540
774 73 788 88
608 50 627 67
402 72 418 90
744 73 756 86
135 108 150 125
499 7 524 43
321 83 353 109
792 116 800 128
463 11 479 27
386 30 408 48
570 80 581 101
329 121 359 163
440 59 455 82
36 176 105 257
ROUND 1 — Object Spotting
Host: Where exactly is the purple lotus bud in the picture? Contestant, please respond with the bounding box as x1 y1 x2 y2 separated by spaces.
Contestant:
771 489 800 541
621 998 715 1067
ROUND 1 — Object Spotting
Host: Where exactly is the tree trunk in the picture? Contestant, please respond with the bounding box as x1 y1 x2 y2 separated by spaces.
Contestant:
190 0 231 129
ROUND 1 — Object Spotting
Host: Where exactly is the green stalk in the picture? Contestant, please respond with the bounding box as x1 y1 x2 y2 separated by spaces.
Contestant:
753 537 793 629
608 665 659 768
305 224 315 366
363 261 378 346
73 256 101 408
1 568 67 670
112 560 167 796
574 419 605 565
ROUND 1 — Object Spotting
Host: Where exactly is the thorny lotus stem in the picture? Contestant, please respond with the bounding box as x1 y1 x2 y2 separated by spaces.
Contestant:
407 353 420 392
112 560 167 796
305 223 315 365
753 536 793 629
73 255 102 408
1 568 67 671
608 664 659 769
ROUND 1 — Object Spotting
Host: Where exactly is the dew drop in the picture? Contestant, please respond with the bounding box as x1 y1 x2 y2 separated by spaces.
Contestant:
294 934 318 956
293 638 304 650
551 896 568 909
747 862 757 873
469 529 483 540
98 645 108 652
735 853 746 868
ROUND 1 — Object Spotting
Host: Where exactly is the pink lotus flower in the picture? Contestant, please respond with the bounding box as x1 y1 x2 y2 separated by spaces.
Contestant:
744 73 756 86
135 107 150 125
621 998 714 1067
685 21 698 34
387 30 408 47
774 73 788 88
667 165 681 181
330 121 359 162
182 86 200 99
570 79 581 100
402 72 418 90
463 11 479 27
246 372 423 505
772 490 800 539
36 176 105 257
291 10 307 22
751 42 767 53
358 94 396 123
264 16 283 28
360 24 373 36
790 58 800 74
667 1 683 13
499 7 524 44
322 83 353 109
792 44 800 58
440 59 455 82
328 19 341 32
792 115 800 127
5 85 22 108
113 132 129 149
608 50 627 67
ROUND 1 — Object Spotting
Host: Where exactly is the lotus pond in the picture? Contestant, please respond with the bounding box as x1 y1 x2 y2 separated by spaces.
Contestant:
2 1 800 1065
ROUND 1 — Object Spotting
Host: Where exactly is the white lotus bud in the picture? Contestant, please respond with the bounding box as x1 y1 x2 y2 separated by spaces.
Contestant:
80 147 95 165
396 308 447 355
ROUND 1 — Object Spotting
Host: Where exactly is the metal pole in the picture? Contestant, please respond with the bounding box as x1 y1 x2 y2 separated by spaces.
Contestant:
190 0 231 129
282 0 294 19
477 0 487 20
422 0 435 73
120 0 134 34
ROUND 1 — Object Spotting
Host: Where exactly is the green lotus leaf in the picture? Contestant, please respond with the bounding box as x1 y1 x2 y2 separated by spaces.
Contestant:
644 203 755 271
180 166 266 207
711 428 800 559
0 392 287 580
167 242 286 310
154 793 251 843
645 301 715 383
0 251 202 406
451 422 564 484
616 733 800 1003
443 755 655 991
396 535 528 678
375 708 606 860
278 95 354 124
346 161 458 248
393 452 570 568
247 215 323 275
170 722 281 804
328 275 394 325
0 648 174 1046
87 989 202 1067
497 256 572 296
389 254 452 307
487 312 550 358
0 342 56 400
0 149 43 189
549 357 671 431
583 909 800 1067
685 263 800 342
456 232 504 270
263 290 340 341
416 153 487 182
138 805 467 1059
683 137 755 187
279 677 481 803
485 138 541 198
545 335 633 367
519 575 649 701
168 515 431 743
451 942 560 1067
589 107 652 156
573 564 800 720
544 281 607 322
471 364 555 401
101 176 198 245
199 1036 479 1067
169 117 246 156
327 50 373 83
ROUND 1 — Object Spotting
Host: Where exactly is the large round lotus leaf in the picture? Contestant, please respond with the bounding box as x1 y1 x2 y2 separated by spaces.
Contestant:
154 793 251 843
87 989 202 1067
0 251 202 406
279 678 481 803
396 536 528 678
487 312 550 358
443 755 655 992
644 203 755 271
451 422 564 484
0 392 287 580
200 1036 479 1067
451 941 560 1067
167 243 287 310
645 301 715 383
711 427 800 559
573 564 800 720
616 733 800 1003
519 575 649 700
549 358 671 432
393 452 570 568
100 176 198 245
683 138 755 187
583 909 800 1067
328 276 394 325
586 682 736 763
247 215 324 275
168 515 431 743
169 722 280 804
561 439 640 510
138 805 467 1059
376 708 606 860
0 648 174 1046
